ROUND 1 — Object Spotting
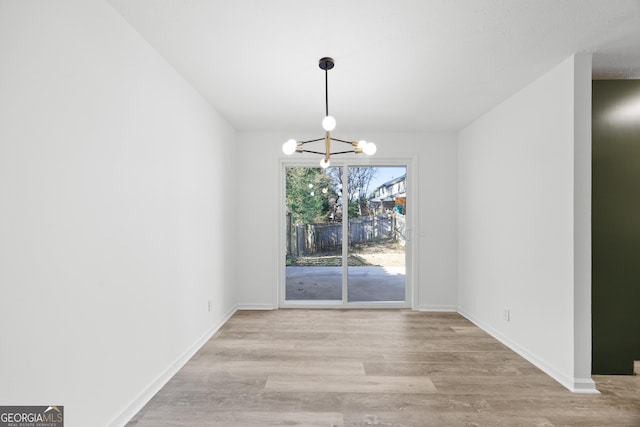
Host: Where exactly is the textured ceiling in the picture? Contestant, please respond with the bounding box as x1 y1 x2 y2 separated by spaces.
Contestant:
108 0 640 132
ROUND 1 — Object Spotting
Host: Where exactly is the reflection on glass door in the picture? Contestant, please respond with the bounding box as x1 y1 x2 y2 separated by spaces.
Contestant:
347 166 406 302
285 166 343 301
284 164 407 304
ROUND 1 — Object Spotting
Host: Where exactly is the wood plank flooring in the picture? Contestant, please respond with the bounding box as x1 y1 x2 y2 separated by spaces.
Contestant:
126 310 640 427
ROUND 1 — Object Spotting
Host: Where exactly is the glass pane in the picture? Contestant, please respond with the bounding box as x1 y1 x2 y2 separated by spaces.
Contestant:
285 166 343 301
347 166 406 302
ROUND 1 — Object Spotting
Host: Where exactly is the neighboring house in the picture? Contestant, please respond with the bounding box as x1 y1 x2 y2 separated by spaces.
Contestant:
369 174 406 215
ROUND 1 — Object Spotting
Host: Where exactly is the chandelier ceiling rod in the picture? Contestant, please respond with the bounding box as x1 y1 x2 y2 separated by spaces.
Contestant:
325 64 329 117
281 57 377 169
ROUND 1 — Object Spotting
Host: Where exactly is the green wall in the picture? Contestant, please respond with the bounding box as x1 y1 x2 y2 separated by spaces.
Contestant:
592 80 640 375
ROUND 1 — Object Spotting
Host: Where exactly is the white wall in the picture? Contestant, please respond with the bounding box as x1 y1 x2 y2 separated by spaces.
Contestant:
0 2 237 426
457 54 594 392
235 131 458 311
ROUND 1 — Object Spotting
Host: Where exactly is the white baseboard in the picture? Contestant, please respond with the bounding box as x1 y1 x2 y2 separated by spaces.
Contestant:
457 308 598 394
571 377 600 394
416 304 458 312
236 303 276 310
108 304 238 427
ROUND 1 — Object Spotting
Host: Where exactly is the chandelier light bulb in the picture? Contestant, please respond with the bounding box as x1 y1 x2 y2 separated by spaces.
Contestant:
282 139 297 155
364 142 377 155
357 140 368 150
320 158 330 169
322 115 336 131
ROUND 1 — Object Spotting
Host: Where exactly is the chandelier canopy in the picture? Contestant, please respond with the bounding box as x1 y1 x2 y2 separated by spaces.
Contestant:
282 57 376 168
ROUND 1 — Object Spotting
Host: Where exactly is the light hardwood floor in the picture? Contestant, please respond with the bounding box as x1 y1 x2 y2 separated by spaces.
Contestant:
127 310 640 426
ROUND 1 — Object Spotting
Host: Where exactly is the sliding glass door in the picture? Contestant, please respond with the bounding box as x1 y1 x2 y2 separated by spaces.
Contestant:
283 163 408 306
284 165 343 301
347 166 406 302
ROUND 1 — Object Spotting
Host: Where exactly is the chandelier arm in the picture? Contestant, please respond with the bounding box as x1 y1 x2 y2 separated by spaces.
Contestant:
327 150 357 155
330 137 357 145
299 137 325 145
298 149 327 155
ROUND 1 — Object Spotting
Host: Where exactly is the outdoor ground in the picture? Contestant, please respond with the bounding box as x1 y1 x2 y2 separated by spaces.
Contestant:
287 238 405 267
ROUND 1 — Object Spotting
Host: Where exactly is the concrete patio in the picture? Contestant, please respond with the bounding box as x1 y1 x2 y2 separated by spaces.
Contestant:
285 266 406 302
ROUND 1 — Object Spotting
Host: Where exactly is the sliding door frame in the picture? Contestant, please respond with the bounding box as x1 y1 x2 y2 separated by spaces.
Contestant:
278 157 417 309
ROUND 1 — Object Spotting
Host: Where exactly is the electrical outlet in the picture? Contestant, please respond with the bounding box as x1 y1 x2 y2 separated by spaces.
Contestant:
503 308 510 322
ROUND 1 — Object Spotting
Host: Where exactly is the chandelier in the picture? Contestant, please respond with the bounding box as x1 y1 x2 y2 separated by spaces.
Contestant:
281 57 376 168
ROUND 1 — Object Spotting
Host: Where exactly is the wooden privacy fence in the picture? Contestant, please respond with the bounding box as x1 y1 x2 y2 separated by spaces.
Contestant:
286 214 406 257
